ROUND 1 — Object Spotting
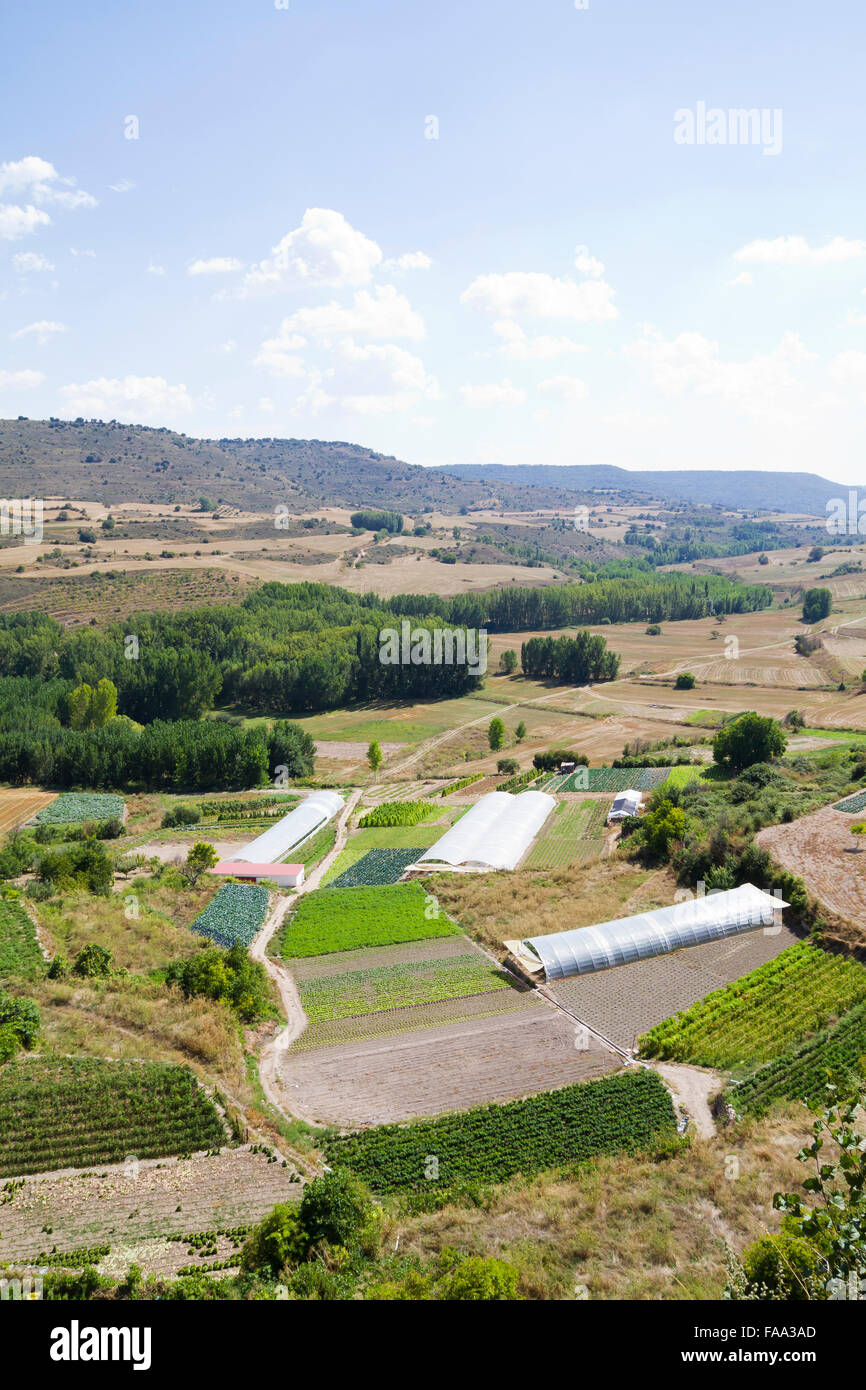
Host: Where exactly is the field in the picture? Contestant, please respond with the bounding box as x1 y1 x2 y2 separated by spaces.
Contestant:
358 799 439 828
0 896 43 978
298 951 511 1022
729 1001 866 1115
190 882 271 949
277 882 461 958
34 792 125 825
541 767 674 793
324 1069 676 1192
329 847 423 887
0 1059 228 1178
0 788 57 832
638 941 866 1070
320 823 444 885
756 806 866 952
523 800 608 869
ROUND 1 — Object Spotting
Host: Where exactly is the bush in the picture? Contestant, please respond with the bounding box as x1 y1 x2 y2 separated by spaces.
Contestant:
741 1233 823 1300
497 758 520 775
675 673 696 690
166 941 271 1022
162 803 201 828
439 1255 520 1301
72 944 113 977
298 1172 376 1251
0 988 40 1054
532 749 589 772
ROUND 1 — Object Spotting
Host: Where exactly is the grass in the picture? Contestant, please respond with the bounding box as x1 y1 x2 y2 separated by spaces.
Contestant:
0 896 43 978
276 883 462 958
296 823 336 872
661 765 714 790
298 952 511 1022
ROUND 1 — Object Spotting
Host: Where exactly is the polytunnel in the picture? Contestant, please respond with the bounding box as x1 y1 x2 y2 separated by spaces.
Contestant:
228 790 344 865
417 790 555 871
518 883 787 982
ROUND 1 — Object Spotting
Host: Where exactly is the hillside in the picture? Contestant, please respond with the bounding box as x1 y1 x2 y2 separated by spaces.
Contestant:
441 463 845 516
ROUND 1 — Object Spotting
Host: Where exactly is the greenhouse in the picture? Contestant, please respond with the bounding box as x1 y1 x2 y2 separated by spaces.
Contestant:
417 790 555 871
512 883 788 981
227 790 344 866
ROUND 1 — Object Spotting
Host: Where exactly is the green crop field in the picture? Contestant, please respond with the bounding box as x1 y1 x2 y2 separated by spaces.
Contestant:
0 896 43 979
324 1070 676 1191
329 848 422 888
541 768 674 794
321 824 443 885
277 883 461 958
299 952 511 1022
660 765 712 790
358 800 439 828
34 792 125 825
834 788 866 813
523 800 607 869
191 882 270 949
0 1058 227 1177
639 941 866 1070
728 1001 866 1115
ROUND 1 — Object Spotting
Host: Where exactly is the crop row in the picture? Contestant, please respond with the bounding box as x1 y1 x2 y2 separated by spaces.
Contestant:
834 788 866 813
523 800 608 869
190 882 270 949
0 1059 227 1177
358 800 438 828
0 896 43 979
728 1001 866 1115
499 769 543 794
299 952 511 1022
325 1070 676 1191
278 883 461 958
639 942 866 1070
329 848 421 888
34 793 125 826
439 774 484 797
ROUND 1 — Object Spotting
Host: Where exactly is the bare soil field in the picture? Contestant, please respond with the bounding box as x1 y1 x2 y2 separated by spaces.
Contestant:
0 1147 303 1271
757 805 866 952
276 1004 621 1126
0 788 57 831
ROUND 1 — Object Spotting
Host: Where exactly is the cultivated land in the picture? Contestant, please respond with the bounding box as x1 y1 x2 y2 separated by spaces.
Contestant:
4 455 866 1299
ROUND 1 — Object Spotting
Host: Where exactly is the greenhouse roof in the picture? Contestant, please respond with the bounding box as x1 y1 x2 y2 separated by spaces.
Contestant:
228 790 344 866
417 790 555 871
521 883 788 981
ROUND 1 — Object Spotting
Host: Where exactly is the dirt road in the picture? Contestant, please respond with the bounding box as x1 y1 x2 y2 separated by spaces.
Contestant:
652 1062 720 1139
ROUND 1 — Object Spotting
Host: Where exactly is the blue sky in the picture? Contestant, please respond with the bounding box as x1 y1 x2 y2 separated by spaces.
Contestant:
2 0 866 481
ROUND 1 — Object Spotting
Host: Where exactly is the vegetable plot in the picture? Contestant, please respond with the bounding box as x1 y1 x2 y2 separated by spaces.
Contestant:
278 883 461 958
324 1069 676 1191
299 952 511 1022
0 1058 227 1177
191 882 270 949
523 800 607 869
359 800 438 828
728 1001 866 1115
34 792 125 825
330 848 422 888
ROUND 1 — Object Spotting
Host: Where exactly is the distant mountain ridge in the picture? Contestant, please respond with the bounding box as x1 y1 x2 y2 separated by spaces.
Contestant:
439 463 845 516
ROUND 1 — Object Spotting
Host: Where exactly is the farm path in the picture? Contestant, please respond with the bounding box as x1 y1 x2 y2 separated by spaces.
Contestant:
652 1062 720 1139
251 788 362 1128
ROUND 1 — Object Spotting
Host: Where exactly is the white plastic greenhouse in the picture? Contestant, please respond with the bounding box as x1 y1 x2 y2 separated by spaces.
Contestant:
417 790 555 871
513 883 787 981
227 790 344 866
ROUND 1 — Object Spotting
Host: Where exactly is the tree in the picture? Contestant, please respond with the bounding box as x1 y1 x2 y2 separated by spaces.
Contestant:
497 758 520 775
182 841 219 886
675 672 696 690
500 649 518 675
713 712 786 771
167 942 270 1022
488 717 506 752
241 1204 305 1274
67 677 118 730
298 1172 376 1251
757 553 769 565
802 588 832 623
515 720 527 742
367 740 383 773
807 545 825 562
639 798 687 859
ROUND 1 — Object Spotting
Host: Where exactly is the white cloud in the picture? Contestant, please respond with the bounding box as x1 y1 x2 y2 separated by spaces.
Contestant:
335 339 441 413
258 397 275 413
276 285 425 342
69 248 95 258
59 374 195 423
625 325 817 417
462 270 617 322
845 309 866 326
0 368 45 389
492 320 586 361
12 251 54 273
241 208 383 295
254 328 308 379
0 157 96 213
10 320 67 345
187 256 243 276
538 374 590 402
730 271 753 287
109 179 135 193
459 378 527 408
220 339 238 354
382 251 432 271
573 245 605 279
0 204 51 241
147 262 165 276
733 235 866 266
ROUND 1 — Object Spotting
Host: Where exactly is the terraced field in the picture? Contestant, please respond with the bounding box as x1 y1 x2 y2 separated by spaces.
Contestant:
523 800 607 869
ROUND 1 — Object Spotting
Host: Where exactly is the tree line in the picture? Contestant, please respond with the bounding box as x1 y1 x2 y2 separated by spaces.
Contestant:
520 632 620 683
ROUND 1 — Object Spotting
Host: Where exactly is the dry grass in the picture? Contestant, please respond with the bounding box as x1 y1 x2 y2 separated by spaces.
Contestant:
387 1107 813 1299
426 860 678 950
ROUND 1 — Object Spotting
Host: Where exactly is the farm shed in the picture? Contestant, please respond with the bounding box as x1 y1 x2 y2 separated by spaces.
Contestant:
416 790 555 871
608 790 642 822
510 884 788 982
209 861 304 888
227 790 344 866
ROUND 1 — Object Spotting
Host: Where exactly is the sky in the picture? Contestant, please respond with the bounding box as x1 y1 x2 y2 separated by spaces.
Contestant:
1 0 866 482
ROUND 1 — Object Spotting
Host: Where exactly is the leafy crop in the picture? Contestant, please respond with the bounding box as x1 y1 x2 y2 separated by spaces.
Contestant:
728 1001 866 1115
330 848 421 888
359 800 438 828
34 793 125 826
524 800 607 869
439 774 484 797
541 768 673 793
191 882 270 949
834 788 866 813
0 1058 227 1177
639 942 866 1069
299 952 510 1022
325 1070 676 1191
278 883 460 958
0 897 43 979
